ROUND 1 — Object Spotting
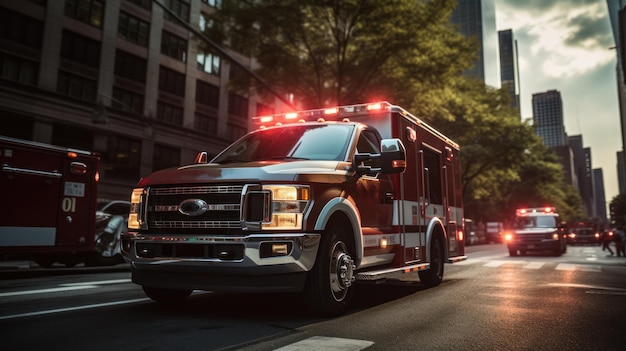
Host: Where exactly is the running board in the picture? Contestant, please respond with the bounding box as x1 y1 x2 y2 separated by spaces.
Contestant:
447 255 468 263
356 263 430 281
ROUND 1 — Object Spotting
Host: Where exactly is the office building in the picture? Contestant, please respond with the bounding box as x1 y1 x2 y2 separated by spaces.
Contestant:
592 168 608 225
0 0 273 200
607 0 626 194
498 29 520 116
532 90 567 147
450 0 499 88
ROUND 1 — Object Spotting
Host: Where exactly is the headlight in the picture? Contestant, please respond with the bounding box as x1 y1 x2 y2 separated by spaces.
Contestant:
263 185 310 230
503 232 514 242
552 233 560 240
128 188 145 230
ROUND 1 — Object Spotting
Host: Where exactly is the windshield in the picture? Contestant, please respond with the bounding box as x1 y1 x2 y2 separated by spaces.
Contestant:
513 215 557 229
212 124 355 163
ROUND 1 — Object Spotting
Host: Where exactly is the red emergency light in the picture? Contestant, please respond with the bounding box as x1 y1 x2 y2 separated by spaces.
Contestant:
516 207 556 216
252 101 392 128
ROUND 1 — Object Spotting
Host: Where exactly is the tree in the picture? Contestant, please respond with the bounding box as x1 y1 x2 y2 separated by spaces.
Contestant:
209 0 474 108
610 194 626 227
208 0 586 223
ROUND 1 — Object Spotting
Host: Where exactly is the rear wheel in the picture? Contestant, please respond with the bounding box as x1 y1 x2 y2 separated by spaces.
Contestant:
305 225 356 316
142 286 192 304
419 235 444 288
508 247 518 256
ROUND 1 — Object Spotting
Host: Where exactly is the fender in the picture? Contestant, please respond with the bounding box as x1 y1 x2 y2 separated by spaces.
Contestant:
425 217 448 263
314 197 363 267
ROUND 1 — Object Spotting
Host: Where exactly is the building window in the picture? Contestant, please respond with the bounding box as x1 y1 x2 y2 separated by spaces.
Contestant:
228 93 248 118
227 123 247 141
112 87 144 114
61 30 101 68
256 102 274 116
51 123 93 151
159 66 185 97
197 49 220 75
194 112 217 134
0 53 38 86
157 101 183 125
115 50 147 83
161 30 187 62
153 144 181 171
196 80 219 107
57 71 97 102
103 135 141 180
118 12 150 47
126 0 151 10
65 0 104 28
0 7 44 49
163 0 190 23
201 0 222 9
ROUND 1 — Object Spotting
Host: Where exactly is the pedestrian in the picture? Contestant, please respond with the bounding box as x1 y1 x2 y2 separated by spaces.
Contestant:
601 227 614 256
615 227 626 257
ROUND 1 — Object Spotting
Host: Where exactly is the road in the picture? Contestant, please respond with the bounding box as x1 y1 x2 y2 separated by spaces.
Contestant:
1 243 626 350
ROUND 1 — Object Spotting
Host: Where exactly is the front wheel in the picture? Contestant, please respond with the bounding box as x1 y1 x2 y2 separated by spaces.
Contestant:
142 286 192 304
419 235 444 288
305 225 356 316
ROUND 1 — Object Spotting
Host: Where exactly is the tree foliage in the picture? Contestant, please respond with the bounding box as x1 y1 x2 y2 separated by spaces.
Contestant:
610 194 626 227
210 0 474 108
207 0 585 223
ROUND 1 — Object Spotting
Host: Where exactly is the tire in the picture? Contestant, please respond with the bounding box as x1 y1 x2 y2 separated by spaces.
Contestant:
508 247 518 256
305 224 356 316
419 235 444 288
142 286 192 304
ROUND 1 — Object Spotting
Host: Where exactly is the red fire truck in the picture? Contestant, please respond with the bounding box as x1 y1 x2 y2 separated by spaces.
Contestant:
0 136 100 267
121 102 466 315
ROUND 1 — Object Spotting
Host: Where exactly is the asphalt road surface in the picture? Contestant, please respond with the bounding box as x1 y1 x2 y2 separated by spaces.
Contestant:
1 243 625 350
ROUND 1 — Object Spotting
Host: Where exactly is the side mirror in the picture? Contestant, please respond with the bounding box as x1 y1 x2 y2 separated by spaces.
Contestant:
380 139 406 174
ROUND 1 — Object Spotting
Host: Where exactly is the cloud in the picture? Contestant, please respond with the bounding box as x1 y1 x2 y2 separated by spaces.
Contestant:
496 0 614 77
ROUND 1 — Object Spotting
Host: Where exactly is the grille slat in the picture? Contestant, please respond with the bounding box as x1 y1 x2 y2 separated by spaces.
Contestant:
147 185 245 230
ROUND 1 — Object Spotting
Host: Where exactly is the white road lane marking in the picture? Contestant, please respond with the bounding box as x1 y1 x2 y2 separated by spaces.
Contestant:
0 298 150 321
274 336 374 351
0 279 132 297
0 285 97 297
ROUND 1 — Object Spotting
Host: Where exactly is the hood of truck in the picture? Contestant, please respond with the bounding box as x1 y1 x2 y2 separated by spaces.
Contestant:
514 228 557 235
136 160 349 186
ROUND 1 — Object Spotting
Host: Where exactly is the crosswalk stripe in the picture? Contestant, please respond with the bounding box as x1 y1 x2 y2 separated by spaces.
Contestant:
524 262 544 269
274 336 374 351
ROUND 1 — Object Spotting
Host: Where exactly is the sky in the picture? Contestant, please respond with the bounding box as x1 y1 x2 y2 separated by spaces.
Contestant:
494 0 621 208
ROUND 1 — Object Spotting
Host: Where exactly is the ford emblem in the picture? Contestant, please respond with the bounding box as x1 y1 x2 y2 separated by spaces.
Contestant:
178 199 209 216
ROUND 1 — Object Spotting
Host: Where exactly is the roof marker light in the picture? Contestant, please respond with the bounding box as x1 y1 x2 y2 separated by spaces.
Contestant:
367 102 383 111
285 112 298 120
259 116 273 123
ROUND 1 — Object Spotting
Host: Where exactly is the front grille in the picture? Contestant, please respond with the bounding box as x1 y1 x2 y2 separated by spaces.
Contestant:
147 185 244 229
516 232 552 243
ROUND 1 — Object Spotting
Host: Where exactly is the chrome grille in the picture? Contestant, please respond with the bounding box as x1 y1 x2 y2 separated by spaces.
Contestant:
146 185 244 229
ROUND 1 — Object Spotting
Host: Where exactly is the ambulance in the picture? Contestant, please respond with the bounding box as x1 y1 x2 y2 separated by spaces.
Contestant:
121 102 466 315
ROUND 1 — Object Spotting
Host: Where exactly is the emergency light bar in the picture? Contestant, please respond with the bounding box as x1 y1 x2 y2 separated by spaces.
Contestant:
516 207 556 216
253 101 393 127
252 101 460 149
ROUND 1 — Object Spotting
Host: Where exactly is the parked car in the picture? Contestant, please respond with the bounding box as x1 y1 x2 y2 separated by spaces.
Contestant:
567 227 600 245
87 200 130 266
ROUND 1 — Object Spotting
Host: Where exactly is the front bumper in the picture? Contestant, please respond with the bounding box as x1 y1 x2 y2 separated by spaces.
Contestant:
507 239 560 251
121 232 321 293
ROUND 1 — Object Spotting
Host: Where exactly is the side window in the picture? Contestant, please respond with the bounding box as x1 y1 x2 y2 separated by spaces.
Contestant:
356 130 380 168
423 148 442 205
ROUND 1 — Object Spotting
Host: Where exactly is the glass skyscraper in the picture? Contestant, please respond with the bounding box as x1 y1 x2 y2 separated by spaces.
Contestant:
450 0 499 88
532 90 566 147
